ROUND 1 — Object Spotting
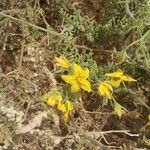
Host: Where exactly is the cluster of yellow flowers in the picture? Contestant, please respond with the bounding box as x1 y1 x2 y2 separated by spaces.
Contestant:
98 69 136 99
43 91 74 122
43 56 137 121
98 69 136 117
53 55 91 92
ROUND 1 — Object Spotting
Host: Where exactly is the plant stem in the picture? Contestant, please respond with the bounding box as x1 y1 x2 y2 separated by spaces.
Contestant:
0 11 60 37
125 30 150 50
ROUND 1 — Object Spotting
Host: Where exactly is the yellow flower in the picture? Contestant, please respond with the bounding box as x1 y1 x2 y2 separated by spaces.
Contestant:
43 91 62 107
114 101 125 118
65 100 74 112
105 69 136 87
98 82 113 99
53 56 70 68
61 64 91 92
63 101 74 122
57 103 67 112
63 100 74 122
43 92 74 122
57 100 74 122
63 112 69 123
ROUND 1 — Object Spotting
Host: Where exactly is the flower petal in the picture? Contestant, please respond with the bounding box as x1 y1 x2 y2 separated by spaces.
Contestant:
55 92 63 103
98 82 113 99
47 97 57 107
78 78 91 92
71 82 80 92
63 112 69 122
44 91 62 106
61 75 76 84
105 69 123 78
53 56 70 68
73 64 82 77
65 100 74 112
121 75 137 82
80 68 90 79
57 103 67 113
108 79 122 87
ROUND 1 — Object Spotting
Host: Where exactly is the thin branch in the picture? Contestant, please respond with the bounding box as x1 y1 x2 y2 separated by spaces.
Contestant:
81 133 120 150
125 30 150 50
0 12 60 37
82 110 113 115
101 130 139 137
19 26 25 71
125 0 135 20
22 101 31 122
100 133 116 145
75 44 116 54
42 66 57 90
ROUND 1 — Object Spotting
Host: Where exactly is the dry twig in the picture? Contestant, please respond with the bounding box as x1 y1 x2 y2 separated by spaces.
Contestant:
42 66 57 90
